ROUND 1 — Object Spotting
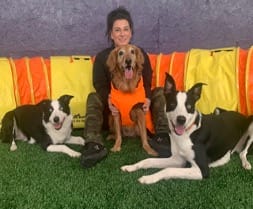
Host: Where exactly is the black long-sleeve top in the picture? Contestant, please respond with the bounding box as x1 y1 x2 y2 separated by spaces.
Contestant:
93 46 152 105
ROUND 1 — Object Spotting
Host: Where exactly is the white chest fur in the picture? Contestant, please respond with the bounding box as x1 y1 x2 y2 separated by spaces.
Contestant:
170 132 195 162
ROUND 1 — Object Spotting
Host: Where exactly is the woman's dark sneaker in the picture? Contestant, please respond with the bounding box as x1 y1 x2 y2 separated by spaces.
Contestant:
148 133 171 157
80 142 108 168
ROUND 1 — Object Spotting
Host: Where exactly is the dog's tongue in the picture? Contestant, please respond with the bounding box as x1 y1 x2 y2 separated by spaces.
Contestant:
125 68 133 79
175 125 185 135
54 122 63 130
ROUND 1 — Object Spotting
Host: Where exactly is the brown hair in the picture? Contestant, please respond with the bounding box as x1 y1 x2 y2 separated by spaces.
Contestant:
105 6 134 42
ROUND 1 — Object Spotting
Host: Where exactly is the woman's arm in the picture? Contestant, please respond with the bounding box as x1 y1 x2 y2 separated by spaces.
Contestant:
93 52 111 104
141 49 152 100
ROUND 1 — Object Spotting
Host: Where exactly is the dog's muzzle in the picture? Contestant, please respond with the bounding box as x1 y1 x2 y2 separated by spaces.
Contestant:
52 116 65 130
171 115 186 136
123 59 134 79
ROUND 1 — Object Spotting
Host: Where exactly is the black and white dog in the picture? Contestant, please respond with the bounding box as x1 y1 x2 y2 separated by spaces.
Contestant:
121 73 252 184
0 95 85 157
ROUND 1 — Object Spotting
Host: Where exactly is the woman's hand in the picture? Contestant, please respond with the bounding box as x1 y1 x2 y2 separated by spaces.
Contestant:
143 98 151 113
108 94 119 116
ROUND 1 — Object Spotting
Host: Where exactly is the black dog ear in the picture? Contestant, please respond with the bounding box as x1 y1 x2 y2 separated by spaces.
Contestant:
187 83 206 101
58 95 74 105
164 73 176 94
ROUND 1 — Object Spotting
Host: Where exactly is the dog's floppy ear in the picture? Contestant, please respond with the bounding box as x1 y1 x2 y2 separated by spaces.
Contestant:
187 83 206 102
134 46 144 69
106 48 118 72
58 95 74 105
164 73 176 94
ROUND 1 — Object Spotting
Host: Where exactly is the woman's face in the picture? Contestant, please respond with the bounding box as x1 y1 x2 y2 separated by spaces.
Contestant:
110 19 132 47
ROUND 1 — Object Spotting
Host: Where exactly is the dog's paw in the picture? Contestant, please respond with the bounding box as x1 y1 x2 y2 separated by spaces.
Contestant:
67 136 85 146
242 161 252 170
147 148 158 157
68 151 81 158
28 137 36 144
10 142 17 151
121 165 137 172
240 153 252 170
138 175 159 184
75 136 85 145
78 137 85 146
111 146 121 152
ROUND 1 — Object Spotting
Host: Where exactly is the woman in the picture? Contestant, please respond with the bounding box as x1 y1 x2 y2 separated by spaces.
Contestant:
81 7 169 168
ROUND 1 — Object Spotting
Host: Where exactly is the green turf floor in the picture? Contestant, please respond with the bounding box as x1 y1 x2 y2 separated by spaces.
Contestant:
1 130 253 209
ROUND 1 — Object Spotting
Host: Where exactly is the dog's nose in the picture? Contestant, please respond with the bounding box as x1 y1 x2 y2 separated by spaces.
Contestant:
176 116 186 125
125 59 132 66
54 116 60 123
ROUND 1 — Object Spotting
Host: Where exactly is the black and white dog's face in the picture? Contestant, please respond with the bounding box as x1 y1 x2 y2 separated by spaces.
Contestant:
41 95 73 130
164 73 205 135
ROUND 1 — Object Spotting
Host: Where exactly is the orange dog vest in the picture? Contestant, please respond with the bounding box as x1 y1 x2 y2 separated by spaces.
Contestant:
110 78 154 133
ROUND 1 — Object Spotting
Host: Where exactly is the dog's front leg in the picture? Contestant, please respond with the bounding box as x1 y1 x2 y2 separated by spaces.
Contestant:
138 166 203 184
111 114 122 152
65 136 85 145
134 109 158 156
47 144 81 157
121 155 185 172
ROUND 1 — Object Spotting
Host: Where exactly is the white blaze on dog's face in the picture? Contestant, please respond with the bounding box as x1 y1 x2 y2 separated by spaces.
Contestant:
48 101 67 130
166 92 197 135
164 73 204 135
42 95 73 131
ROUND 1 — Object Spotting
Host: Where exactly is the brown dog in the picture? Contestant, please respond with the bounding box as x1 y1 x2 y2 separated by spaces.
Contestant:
106 44 157 156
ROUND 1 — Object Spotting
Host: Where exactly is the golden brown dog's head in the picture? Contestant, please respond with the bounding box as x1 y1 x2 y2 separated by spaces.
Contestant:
106 44 145 92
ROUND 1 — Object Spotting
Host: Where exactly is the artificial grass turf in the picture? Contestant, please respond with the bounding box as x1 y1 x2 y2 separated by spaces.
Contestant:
1 130 253 209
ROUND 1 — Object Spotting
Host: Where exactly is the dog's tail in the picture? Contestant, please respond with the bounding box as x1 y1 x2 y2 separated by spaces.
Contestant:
0 110 15 143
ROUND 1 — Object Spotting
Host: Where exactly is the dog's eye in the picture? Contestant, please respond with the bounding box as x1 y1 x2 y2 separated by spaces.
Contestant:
186 103 192 110
49 107 53 112
118 51 124 56
170 102 176 109
167 102 177 111
59 107 63 111
130 49 135 54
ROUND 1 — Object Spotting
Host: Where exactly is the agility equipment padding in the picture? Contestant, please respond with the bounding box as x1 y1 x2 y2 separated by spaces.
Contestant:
169 52 188 91
147 54 158 90
9 57 50 106
50 56 95 128
236 48 248 115
246 46 253 115
10 57 35 105
0 58 16 126
29 57 51 103
155 53 171 88
1 45 253 129
185 48 238 114
148 52 187 90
